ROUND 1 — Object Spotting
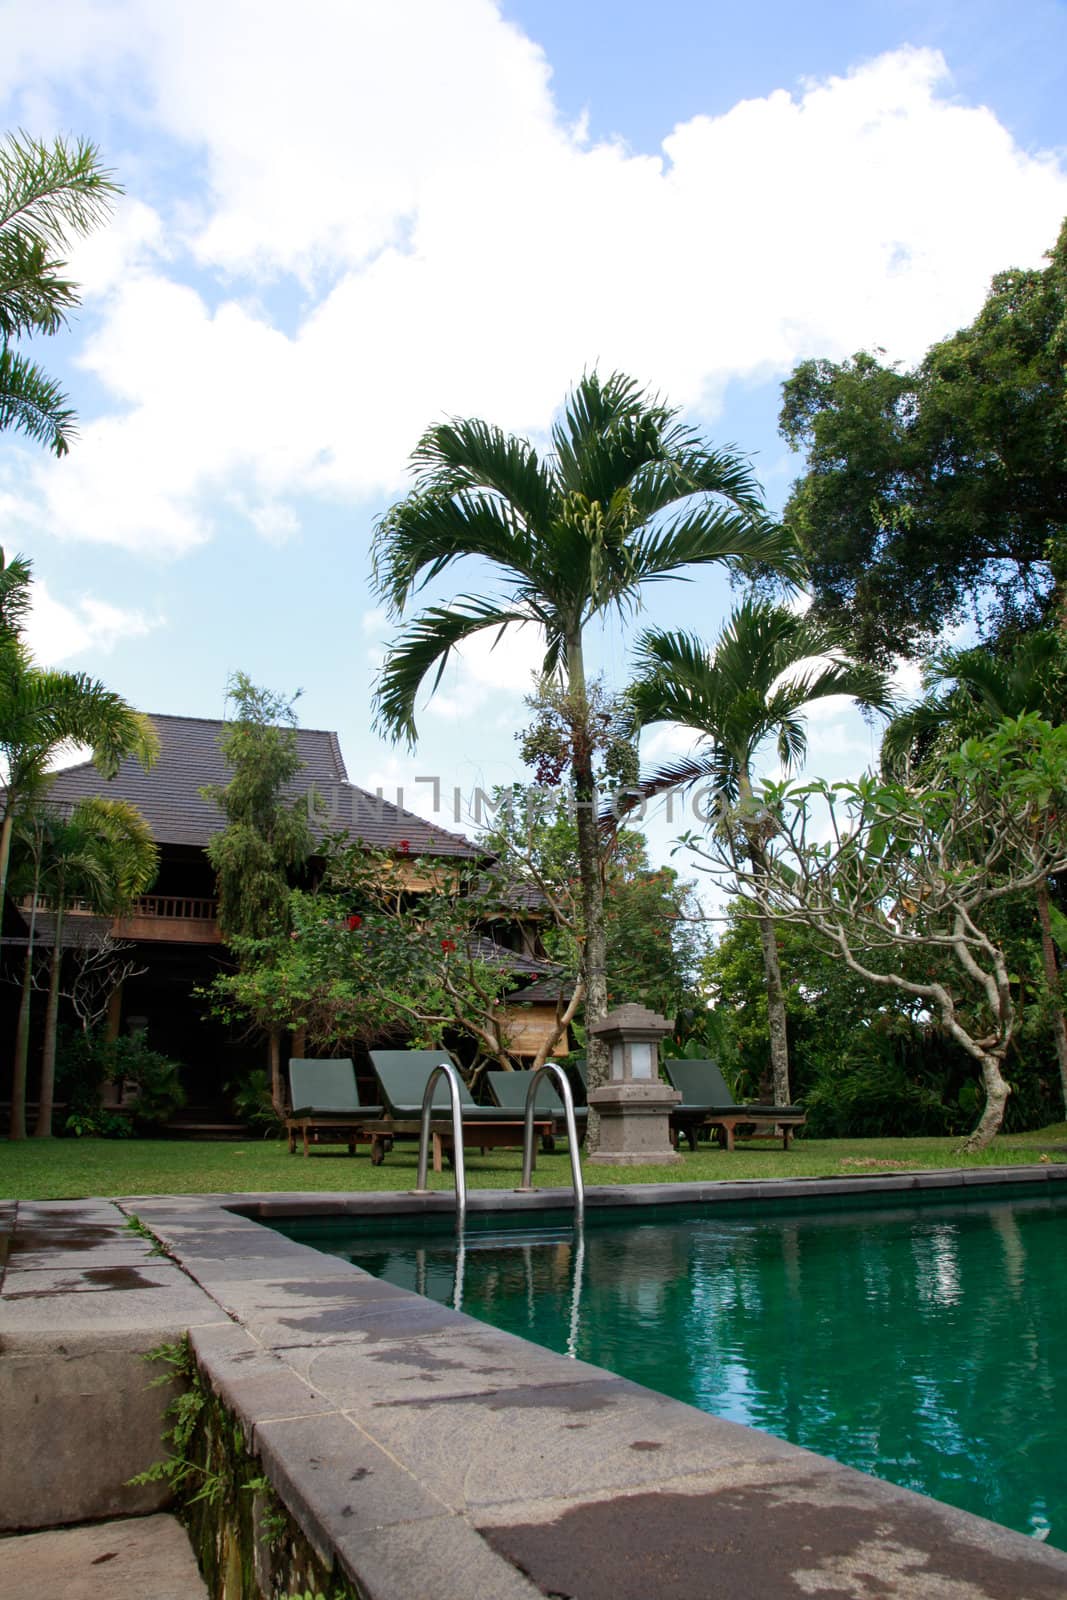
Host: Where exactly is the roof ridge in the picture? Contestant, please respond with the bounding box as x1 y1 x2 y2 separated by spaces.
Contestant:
144 711 346 738
328 730 348 782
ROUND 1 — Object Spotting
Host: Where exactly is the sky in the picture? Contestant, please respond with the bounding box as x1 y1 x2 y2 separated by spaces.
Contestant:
2 0 1066 878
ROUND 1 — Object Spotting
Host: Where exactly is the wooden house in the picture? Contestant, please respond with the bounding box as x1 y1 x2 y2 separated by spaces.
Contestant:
6 713 568 1116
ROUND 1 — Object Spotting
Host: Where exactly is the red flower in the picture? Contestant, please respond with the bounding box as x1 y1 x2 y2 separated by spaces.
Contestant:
398 839 410 854
440 938 456 954
346 914 362 931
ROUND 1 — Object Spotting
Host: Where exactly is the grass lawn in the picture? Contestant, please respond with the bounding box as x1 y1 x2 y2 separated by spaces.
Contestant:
2 1125 1066 1201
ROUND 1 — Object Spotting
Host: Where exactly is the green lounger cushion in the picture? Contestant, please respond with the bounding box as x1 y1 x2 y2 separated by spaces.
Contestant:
664 1060 804 1116
486 1069 587 1122
288 1058 382 1119
369 1049 519 1119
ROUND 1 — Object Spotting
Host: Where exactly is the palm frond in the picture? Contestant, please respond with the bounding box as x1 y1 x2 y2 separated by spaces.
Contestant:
629 603 893 801
372 598 533 746
0 347 75 455
0 132 120 244
627 443 767 522
0 549 33 642
0 670 158 781
881 702 952 775
0 233 79 340
410 416 555 529
624 510 805 601
603 749 725 825
371 489 537 614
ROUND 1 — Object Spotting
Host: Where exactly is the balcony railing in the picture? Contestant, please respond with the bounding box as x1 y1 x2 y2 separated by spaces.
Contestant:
19 893 222 944
124 895 218 922
112 895 221 943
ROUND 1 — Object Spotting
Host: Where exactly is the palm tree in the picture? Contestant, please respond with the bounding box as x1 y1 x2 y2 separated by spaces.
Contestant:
883 631 1067 1115
1 132 121 454
8 805 50 1141
372 371 802 1117
0 551 158 912
33 798 157 1137
0 611 158 926
626 599 893 1105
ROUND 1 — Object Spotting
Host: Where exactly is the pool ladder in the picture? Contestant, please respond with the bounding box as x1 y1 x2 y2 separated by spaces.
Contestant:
412 1061 585 1228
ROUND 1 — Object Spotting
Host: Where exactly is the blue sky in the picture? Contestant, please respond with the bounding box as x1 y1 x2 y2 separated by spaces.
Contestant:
1 0 1065 867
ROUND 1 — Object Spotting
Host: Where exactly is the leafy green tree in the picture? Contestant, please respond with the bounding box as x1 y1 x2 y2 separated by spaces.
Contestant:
33 798 157 1137
777 221 1067 663
208 844 579 1081
203 675 315 941
202 675 317 1110
883 629 1067 1114
481 784 707 1026
1 132 121 454
626 598 891 1103
371 370 801 1130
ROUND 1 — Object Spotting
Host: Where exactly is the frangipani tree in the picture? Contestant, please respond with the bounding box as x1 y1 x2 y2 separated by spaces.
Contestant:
686 715 1067 1150
883 630 1067 1113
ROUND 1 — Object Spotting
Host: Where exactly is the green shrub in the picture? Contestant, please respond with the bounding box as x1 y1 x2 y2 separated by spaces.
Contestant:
803 1025 969 1139
227 1067 284 1136
56 1029 185 1134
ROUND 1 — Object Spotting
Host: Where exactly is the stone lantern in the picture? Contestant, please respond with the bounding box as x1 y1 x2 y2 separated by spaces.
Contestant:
586 1003 681 1166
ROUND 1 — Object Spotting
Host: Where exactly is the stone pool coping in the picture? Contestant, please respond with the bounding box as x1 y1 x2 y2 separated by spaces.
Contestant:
5 1164 1067 1598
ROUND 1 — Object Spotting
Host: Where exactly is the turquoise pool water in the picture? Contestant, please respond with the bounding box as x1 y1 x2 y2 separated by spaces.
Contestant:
277 1184 1067 1547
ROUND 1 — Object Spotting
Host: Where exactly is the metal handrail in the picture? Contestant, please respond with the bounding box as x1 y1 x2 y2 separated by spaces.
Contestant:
517 1063 584 1221
412 1061 467 1225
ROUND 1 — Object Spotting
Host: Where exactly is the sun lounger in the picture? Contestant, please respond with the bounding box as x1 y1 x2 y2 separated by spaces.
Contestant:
663 1059 806 1150
285 1058 383 1157
486 1068 588 1149
367 1049 553 1170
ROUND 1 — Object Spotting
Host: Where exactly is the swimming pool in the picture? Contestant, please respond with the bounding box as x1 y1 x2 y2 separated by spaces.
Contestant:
279 1183 1067 1548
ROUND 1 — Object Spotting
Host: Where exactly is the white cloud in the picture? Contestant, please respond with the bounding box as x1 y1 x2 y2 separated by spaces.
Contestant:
427 622 545 721
65 196 167 298
25 580 161 665
241 498 300 545
0 13 1063 559
642 723 702 764
891 657 925 702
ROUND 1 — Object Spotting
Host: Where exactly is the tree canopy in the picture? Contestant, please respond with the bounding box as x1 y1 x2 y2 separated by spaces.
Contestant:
777 220 1067 663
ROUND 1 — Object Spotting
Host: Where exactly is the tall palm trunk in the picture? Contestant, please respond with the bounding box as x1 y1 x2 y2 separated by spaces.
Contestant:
0 804 14 924
568 631 609 1149
35 901 65 1137
739 770 792 1106
9 867 40 1139
1034 880 1067 1116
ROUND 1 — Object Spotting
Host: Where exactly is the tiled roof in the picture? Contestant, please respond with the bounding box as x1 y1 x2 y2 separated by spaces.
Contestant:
2 912 113 949
42 713 480 859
